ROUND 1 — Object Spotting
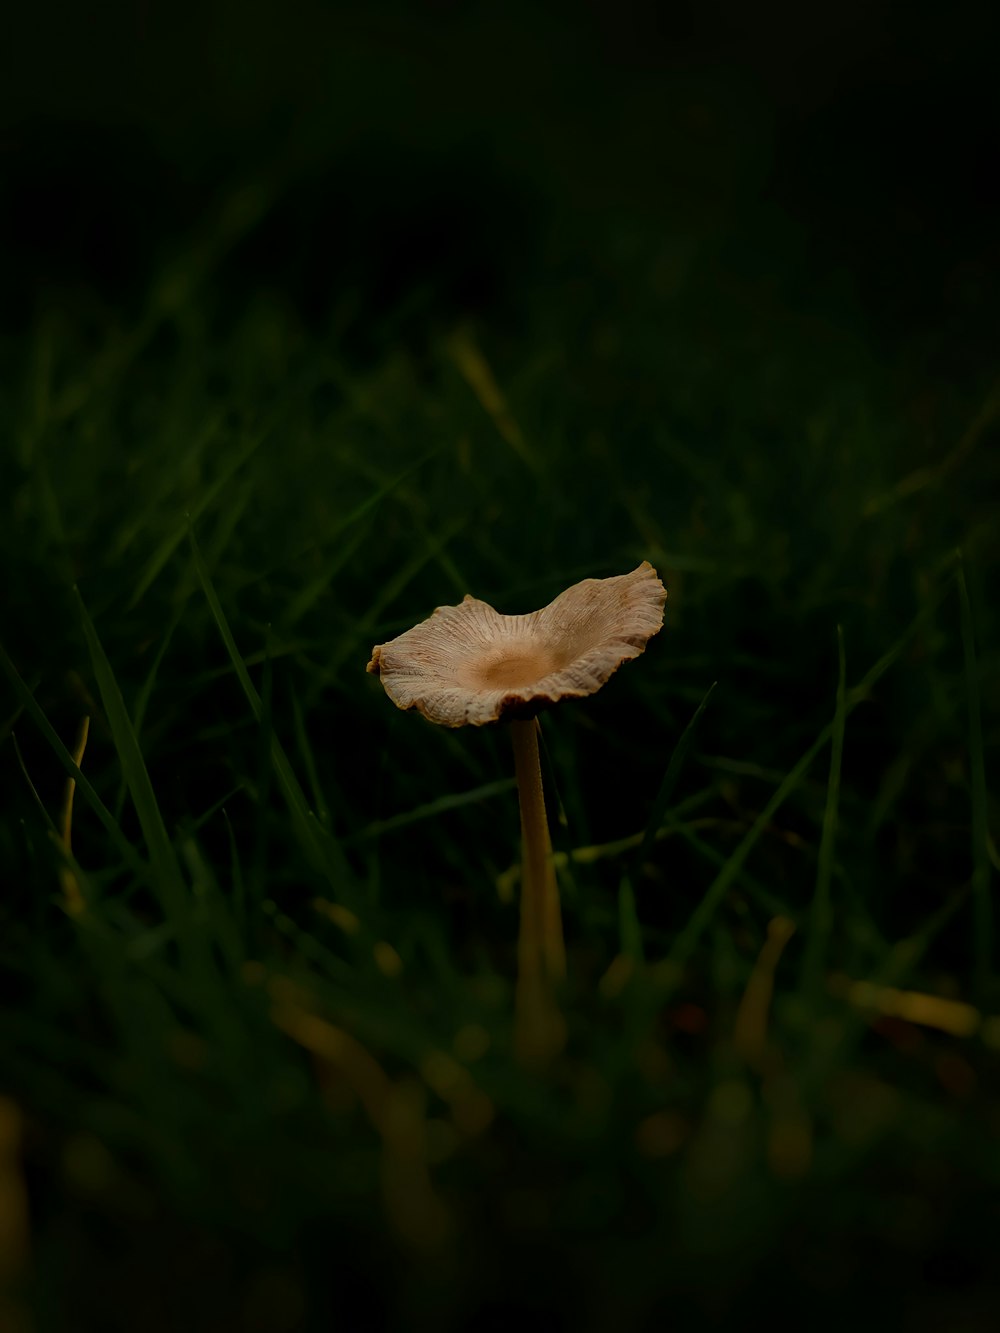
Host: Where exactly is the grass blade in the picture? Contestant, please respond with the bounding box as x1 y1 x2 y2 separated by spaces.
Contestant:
290 685 332 828
322 515 468 687
660 595 948 989
617 880 644 963
617 681 716 961
345 778 517 845
114 600 186 822
0 644 149 881
801 885 971 1098
957 554 991 995
129 424 267 608
662 726 831 983
75 587 188 923
801 626 847 999
282 442 444 629
447 328 540 476
626 680 717 887
188 528 351 892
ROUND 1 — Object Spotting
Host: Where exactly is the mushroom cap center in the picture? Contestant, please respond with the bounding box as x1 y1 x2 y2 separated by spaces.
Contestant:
462 639 561 690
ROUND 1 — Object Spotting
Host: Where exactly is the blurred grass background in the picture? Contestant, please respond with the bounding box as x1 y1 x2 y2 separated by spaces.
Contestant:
1 2 999 1330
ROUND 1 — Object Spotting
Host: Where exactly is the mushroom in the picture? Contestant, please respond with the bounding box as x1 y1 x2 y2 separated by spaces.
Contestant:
367 561 667 1061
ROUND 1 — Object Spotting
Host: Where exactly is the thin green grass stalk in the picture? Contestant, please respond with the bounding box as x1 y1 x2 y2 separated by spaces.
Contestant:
494 789 722 910
75 588 190 931
110 411 225 565
345 777 516 845
178 832 246 995
281 444 445 629
290 685 332 828
190 639 310 684
129 424 270 607
228 449 433 601
863 377 1000 518
848 583 949 703
800 883 971 1099
259 898 356 986
204 475 256 571
957 554 991 996
1 644 149 882
319 515 468 689
187 784 246 835
626 680 717 887
617 881 644 963
114 601 187 822
660 593 949 990
664 820 801 924
801 626 847 1001
533 716 581 904
865 716 935 839
698 753 822 786
413 514 471 598
282 519 372 628
447 328 542 477
251 631 276 899
190 530 359 908
222 809 249 944
366 520 467 626
0 698 23 747
663 726 831 983
616 682 716 964
11 730 62 841
131 603 186 743
10 732 100 914
123 920 179 962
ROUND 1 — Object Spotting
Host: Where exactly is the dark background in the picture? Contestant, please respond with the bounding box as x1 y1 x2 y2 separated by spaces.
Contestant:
3 0 999 359
2 4 1000 1332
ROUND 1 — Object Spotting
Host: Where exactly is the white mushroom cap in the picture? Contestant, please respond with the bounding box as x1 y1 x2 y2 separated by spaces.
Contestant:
367 562 667 727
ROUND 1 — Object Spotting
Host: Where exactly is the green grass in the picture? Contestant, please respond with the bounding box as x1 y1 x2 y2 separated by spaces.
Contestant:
2 197 999 1333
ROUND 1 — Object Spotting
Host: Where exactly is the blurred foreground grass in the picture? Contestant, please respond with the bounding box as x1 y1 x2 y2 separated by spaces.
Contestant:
1 179 999 1332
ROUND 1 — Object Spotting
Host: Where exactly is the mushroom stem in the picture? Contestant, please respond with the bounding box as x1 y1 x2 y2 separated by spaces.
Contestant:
510 718 565 981
510 718 566 1062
